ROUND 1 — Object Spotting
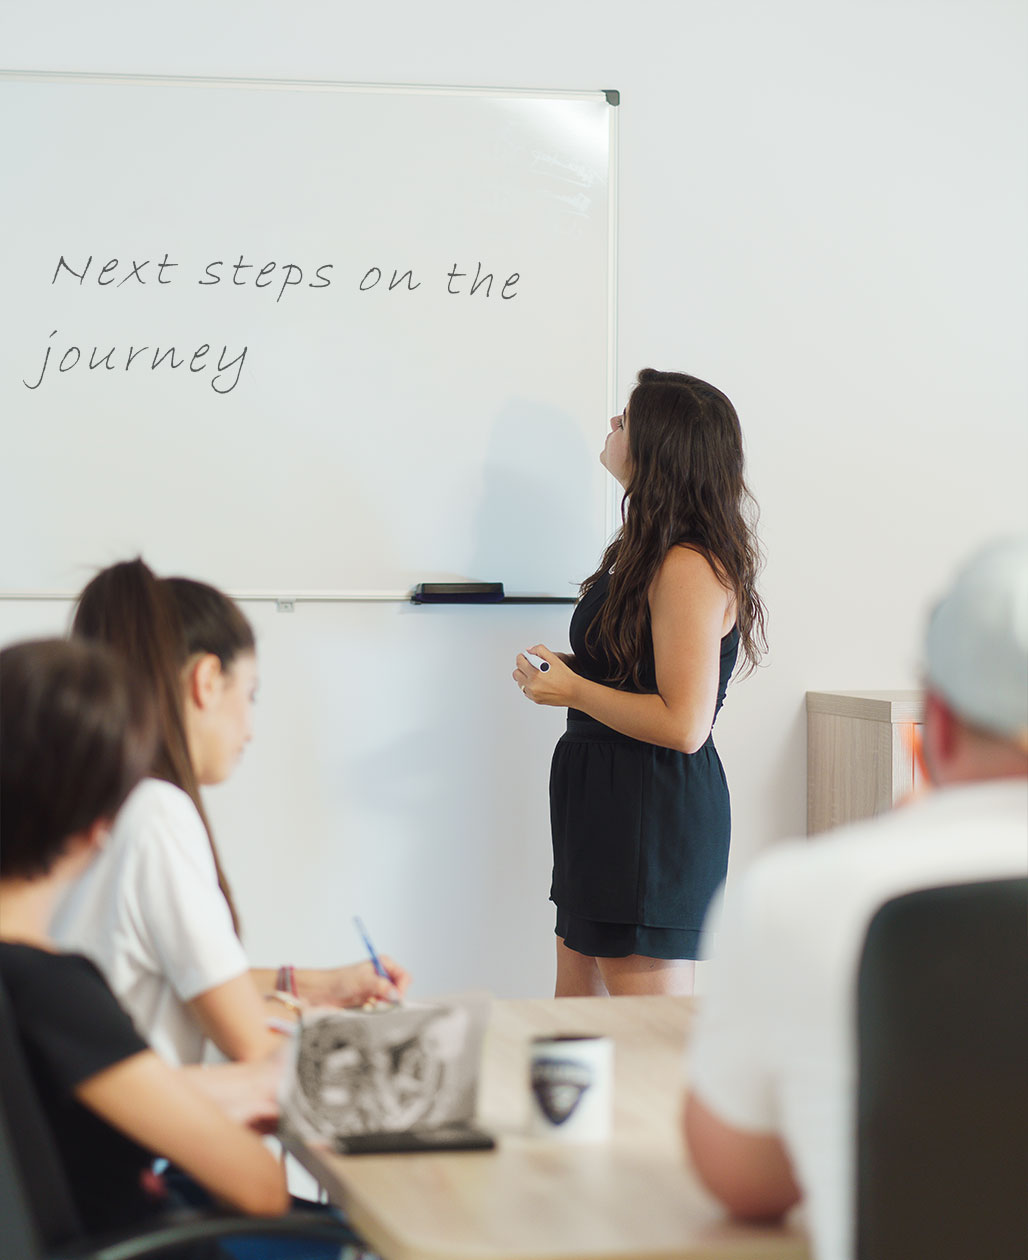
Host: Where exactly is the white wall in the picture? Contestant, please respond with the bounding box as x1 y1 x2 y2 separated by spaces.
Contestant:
4 1 1026 996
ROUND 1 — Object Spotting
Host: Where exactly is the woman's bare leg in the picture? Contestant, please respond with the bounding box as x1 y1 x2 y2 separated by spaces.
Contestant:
595 954 695 996
555 937 608 997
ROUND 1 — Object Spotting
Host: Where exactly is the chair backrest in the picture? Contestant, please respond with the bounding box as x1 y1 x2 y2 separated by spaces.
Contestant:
0 973 85 1256
855 876 1028 1260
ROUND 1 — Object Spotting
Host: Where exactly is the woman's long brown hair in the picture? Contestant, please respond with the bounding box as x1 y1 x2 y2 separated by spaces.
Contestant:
71 558 243 935
582 369 767 687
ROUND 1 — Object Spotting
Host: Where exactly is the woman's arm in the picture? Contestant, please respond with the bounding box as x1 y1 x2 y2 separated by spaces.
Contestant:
77 1050 289 1216
251 957 412 1006
181 1054 285 1132
517 547 733 753
187 973 282 1061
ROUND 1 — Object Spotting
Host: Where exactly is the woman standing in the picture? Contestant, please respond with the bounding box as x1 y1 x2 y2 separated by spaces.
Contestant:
513 370 766 997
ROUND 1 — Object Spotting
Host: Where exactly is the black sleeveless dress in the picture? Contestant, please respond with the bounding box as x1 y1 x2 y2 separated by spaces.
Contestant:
549 569 739 959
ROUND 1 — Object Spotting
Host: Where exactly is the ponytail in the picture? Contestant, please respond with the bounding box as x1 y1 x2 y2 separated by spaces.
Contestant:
72 558 241 935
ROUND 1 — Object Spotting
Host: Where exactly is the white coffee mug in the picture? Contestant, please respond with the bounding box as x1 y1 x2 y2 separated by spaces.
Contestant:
528 1033 613 1141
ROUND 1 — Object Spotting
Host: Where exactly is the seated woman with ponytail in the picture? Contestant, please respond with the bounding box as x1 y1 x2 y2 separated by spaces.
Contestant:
55 558 411 1068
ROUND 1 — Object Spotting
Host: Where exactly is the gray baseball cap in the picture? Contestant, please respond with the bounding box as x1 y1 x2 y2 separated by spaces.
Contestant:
924 535 1028 747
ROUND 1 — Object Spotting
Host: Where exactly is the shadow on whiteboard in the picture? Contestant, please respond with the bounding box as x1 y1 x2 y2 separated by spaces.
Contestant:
469 399 601 597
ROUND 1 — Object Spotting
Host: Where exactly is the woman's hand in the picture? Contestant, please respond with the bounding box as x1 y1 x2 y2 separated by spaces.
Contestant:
512 645 579 707
184 1052 286 1133
300 957 411 1007
79 1051 290 1215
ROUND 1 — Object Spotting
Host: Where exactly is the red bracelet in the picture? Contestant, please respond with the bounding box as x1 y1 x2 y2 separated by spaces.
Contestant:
275 964 297 997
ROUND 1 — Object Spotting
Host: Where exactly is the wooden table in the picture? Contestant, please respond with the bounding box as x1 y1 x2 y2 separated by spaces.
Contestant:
286 996 809 1260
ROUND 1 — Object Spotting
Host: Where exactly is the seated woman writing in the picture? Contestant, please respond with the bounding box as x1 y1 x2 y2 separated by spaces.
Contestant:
54 558 411 1067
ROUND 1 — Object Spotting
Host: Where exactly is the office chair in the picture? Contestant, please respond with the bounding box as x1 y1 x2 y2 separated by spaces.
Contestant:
855 876 1028 1260
0 975 358 1260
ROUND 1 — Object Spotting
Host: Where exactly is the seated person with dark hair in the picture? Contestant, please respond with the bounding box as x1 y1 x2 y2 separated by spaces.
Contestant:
0 638 289 1240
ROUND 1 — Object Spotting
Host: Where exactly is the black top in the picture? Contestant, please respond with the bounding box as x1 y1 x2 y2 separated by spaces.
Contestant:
549 566 740 938
0 943 158 1232
568 568 738 727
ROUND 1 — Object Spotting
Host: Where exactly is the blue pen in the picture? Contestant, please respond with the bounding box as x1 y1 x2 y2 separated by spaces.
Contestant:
353 916 394 989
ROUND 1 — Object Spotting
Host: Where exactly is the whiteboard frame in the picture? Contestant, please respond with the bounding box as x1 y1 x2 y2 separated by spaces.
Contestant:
0 69 620 601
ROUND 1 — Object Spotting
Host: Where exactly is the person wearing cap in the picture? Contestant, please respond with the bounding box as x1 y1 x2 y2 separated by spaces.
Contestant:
680 535 1028 1260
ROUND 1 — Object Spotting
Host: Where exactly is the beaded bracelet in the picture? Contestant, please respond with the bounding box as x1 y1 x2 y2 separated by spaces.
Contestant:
275 963 298 997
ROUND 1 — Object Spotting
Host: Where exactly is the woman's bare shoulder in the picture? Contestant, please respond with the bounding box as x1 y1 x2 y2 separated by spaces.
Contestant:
657 544 726 585
652 546 735 629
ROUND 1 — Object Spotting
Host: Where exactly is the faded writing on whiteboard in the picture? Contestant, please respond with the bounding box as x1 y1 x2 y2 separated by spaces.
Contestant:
23 330 248 395
23 252 522 397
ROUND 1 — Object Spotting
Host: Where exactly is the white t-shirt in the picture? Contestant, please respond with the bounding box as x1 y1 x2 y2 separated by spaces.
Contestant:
53 777 250 1065
688 778 1028 1260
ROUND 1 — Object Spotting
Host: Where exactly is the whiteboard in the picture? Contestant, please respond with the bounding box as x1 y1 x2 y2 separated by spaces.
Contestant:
0 73 617 595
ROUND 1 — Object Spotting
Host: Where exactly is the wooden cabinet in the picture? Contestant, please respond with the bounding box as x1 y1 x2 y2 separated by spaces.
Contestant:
806 690 925 836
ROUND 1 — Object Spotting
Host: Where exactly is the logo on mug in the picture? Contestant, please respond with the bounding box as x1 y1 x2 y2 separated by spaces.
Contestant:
530 1057 594 1125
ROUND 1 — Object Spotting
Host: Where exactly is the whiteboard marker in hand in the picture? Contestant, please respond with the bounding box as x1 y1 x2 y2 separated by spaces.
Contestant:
523 651 550 673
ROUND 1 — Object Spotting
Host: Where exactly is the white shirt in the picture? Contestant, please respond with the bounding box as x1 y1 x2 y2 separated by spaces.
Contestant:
688 779 1028 1260
53 778 250 1065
